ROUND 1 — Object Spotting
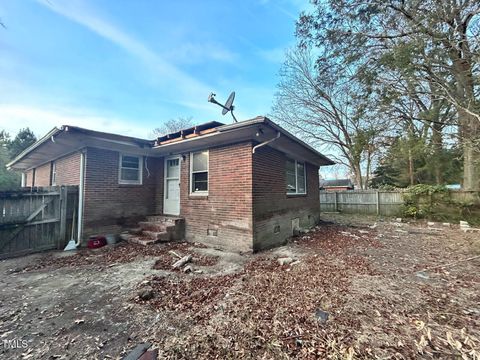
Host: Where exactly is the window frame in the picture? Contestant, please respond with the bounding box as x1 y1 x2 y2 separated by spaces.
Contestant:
190 150 209 195
118 153 143 185
286 158 307 195
51 161 57 186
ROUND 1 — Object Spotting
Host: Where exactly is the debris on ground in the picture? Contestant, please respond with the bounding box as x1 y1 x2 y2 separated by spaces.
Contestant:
314 309 329 323
138 288 154 301
123 343 152 360
152 250 218 271
20 241 208 272
277 257 294 265
460 220 480 233
1 214 479 359
172 254 192 269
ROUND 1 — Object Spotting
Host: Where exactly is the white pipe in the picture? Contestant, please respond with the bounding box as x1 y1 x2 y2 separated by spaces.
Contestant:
252 132 281 153
77 151 86 245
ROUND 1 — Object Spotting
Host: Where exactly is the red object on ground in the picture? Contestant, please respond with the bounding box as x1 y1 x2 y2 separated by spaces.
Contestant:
87 235 107 249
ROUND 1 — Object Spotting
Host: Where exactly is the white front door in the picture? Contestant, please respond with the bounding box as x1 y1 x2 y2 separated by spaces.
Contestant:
163 156 180 215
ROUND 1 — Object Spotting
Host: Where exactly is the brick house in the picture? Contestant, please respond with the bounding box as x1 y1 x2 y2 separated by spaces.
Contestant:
8 117 333 252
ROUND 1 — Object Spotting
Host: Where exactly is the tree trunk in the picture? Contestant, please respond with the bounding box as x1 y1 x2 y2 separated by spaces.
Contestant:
408 148 415 186
351 162 363 189
452 55 479 190
459 109 480 191
431 121 444 185
365 151 372 190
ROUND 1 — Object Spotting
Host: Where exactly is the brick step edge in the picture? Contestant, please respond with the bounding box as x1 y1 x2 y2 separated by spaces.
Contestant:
127 236 159 246
142 230 171 242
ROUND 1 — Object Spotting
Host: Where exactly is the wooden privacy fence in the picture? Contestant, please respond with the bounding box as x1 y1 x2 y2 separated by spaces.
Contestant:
0 186 78 259
320 190 404 216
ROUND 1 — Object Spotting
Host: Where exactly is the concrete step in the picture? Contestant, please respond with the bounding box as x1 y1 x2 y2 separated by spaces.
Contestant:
138 221 167 232
146 215 177 224
128 236 159 246
129 227 143 235
142 230 171 242
123 215 185 246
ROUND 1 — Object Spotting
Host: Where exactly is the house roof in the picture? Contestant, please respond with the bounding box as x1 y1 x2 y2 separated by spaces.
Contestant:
155 121 224 145
320 179 354 188
8 116 334 170
152 116 334 167
7 125 155 171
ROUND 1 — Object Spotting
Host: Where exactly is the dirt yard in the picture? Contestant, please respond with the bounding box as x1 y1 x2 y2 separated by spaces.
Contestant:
1 215 479 359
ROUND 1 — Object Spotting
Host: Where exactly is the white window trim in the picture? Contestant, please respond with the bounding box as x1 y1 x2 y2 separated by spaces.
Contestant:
190 150 209 195
286 159 307 195
118 153 143 185
51 161 57 186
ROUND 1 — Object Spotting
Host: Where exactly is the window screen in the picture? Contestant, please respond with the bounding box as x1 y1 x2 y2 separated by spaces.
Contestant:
119 155 142 184
286 159 306 194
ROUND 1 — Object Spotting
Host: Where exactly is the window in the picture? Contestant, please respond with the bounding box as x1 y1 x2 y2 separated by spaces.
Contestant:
190 150 208 194
50 161 56 186
119 154 143 184
286 159 306 194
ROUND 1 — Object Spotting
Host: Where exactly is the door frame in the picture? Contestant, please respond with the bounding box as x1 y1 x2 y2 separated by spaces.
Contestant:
163 155 181 216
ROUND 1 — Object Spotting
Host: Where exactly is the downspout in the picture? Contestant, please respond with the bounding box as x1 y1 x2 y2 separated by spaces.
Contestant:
252 132 281 153
77 150 86 245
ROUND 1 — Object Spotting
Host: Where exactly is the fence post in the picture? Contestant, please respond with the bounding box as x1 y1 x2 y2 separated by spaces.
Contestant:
376 191 380 215
334 192 338 212
58 186 68 249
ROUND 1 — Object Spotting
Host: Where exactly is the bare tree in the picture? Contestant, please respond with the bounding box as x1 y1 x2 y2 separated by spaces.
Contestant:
152 117 194 137
272 48 386 189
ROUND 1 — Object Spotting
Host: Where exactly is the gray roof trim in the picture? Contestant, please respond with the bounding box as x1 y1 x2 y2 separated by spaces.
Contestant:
7 127 62 169
8 117 335 169
218 116 335 165
7 125 154 169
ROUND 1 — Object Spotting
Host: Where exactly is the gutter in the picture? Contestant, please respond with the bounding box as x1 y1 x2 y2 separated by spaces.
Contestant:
77 150 86 245
252 132 281 153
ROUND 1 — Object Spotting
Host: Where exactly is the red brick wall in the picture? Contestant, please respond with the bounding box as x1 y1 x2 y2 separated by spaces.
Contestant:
24 169 34 187
179 141 253 252
252 146 320 251
82 147 163 237
33 163 51 186
23 151 82 187
55 152 81 185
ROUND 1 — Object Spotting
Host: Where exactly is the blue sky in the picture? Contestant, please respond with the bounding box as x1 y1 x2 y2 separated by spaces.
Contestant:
0 0 311 139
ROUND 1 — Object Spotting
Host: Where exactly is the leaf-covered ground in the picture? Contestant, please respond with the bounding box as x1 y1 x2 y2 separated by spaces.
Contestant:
0 215 479 359
139 217 480 359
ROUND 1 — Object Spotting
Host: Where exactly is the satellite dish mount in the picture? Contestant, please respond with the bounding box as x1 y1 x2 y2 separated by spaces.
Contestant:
208 91 238 122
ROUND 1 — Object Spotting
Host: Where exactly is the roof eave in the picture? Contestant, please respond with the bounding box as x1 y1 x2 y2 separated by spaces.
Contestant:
7 127 62 169
218 116 335 166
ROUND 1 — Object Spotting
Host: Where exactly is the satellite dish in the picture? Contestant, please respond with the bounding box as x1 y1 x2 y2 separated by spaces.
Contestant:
222 92 235 115
208 91 238 122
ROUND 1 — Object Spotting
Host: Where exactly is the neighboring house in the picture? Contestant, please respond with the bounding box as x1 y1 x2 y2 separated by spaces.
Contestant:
319 179 354 191
8 116 333 252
